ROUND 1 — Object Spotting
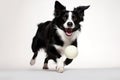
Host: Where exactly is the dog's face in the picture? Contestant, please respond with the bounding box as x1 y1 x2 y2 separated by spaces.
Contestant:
54 1 89 36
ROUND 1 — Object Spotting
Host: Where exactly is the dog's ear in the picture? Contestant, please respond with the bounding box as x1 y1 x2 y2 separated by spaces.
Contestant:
74 5 90 16
54 1 66 17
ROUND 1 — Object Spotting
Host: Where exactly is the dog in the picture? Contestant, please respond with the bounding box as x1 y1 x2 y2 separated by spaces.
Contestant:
30 1 89 73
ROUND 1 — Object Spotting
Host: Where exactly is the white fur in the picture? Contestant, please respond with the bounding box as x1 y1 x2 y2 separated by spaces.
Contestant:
54 26 79 73
54 27 79 51
54 27 79 53
30 59 36 65
56 55 66 73
63 12 75 28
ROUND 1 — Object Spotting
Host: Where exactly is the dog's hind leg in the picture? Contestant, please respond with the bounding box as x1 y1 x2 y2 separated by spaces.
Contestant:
43 56 57 69
43 57 49 69
30 52 38 65
30 37 40 65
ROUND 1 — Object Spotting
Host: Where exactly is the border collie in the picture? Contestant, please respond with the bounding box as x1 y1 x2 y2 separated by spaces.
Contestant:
30 1 89 73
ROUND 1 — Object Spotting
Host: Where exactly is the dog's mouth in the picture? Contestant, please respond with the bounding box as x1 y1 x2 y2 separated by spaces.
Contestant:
65 28 73 36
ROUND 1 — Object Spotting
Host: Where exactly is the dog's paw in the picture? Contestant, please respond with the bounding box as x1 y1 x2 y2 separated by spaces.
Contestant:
56 66 64 73
30 59 35 65
43 63 48 69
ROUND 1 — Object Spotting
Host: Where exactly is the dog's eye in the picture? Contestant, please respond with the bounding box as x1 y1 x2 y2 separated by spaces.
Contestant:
62 15 68 21
72 15 77 21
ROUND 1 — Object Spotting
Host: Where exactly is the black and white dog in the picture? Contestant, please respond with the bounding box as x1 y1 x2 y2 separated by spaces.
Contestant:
30 1 89 73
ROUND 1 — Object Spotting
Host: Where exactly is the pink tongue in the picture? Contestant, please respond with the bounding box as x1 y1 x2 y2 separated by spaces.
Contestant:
65 28 72 36
66 32 72 36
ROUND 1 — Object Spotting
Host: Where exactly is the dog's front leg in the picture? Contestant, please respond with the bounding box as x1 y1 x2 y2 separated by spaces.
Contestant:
56 57 64 73
56 55 66 73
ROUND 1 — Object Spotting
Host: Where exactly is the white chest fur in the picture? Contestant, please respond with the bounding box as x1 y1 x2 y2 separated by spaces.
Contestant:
54 27 79 54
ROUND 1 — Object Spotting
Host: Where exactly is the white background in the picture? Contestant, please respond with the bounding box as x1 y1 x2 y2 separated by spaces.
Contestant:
0 0 120 69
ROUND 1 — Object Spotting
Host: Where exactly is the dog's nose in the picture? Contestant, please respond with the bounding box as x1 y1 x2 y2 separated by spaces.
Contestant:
67 22 73 27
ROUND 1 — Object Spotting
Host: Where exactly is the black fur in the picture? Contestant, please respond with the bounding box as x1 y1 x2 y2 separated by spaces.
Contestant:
30 1 89 69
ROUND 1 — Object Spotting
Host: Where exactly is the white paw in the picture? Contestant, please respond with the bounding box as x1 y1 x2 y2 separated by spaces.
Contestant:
56 66 64 73
30 59 35 65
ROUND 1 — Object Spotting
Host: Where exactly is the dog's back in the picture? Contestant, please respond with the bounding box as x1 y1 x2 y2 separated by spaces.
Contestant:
31 21 51 53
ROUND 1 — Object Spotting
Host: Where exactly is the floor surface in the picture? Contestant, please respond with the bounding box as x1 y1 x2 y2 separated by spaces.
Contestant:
0 68 120 80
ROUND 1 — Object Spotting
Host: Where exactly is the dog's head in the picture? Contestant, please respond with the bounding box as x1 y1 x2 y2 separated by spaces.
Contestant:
54 1 89 36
